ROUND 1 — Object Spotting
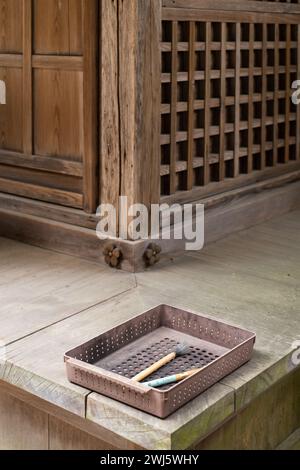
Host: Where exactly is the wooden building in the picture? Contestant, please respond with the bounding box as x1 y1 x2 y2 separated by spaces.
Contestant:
0 0 299 271
0 1 299 451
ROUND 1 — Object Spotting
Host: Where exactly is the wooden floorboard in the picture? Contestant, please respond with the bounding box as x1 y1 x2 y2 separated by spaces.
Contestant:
277 428 300 450
0 238 136 345
0 210 299 448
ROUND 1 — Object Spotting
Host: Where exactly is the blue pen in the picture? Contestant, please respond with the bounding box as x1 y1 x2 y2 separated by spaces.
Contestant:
145 369 200 388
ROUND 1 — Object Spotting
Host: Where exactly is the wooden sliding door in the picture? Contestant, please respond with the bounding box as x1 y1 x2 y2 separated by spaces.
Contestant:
0 0 98 212
160 0 300 202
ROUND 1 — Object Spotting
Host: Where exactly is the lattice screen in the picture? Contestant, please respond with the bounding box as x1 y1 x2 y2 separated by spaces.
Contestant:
160 14 300 197
258 1 299 2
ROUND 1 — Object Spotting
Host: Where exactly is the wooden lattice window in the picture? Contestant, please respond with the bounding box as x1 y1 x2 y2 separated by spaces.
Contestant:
160 8 300 198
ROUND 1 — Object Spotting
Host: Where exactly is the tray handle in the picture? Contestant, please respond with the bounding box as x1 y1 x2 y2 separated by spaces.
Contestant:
65 357 152 395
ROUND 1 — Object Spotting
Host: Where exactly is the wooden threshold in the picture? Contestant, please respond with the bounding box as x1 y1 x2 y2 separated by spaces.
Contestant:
0 172 299 272
162 0 300 16
161 162 300 205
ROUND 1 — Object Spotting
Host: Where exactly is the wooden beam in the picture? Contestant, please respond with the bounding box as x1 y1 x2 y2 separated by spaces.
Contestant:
0 192 98 229
261 23 267 170
204 22 211 186
0 54 23 68
170 21 178 195
248 24 254 173
82 0 99 213
273 23 280 165
22 0 32 155
0 150 83 177
0 178 83 208
285 24 291 164
219 22 226 181
160 162 300 205
101 0 162 236
32 56 83 71
162 9 300 24
297 24 300 161
195 368 300 450
296 25 300 160
162 0 300 15
0 207 144 273
234 23 241 178
187 22 196 190
100 0 120 220
118 0 162 214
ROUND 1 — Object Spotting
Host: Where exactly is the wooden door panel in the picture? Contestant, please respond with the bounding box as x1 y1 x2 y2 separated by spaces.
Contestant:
68 0 83 54
0 0 23 53
0 164 82 193
0 0 98 212
33 0 83 55
0 67 23 151
34 69 83 161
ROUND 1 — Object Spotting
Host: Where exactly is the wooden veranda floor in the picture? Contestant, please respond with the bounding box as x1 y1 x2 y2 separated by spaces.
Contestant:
0 210 299 449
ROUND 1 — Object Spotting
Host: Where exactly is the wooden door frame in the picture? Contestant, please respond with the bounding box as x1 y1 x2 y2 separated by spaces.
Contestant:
82 0 99 213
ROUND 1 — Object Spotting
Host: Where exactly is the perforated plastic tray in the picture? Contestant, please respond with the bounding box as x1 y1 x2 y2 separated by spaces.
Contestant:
65 305 256 418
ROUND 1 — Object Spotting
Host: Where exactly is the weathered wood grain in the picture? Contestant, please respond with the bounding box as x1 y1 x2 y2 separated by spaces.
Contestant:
87 383 234 450
0 237 136 344
0 178 83 208
0 379 143 450
136 210 300 422
100 0 120 214
82 0 99 213
162 8 300 24
0 206 147 272
277 428 300 451
162 0 300 15
118 0 161 212
0 67 23 151
0 389 48 450
0 0 23 53
0 210 299 448
23 0 32 155
33 0 82 55
0 289 150 417
34 69 83 161
161 162 300 206
0 151 83 177
195 368 300 450
0 0 99 211
49 416 117 450
160 4 300 203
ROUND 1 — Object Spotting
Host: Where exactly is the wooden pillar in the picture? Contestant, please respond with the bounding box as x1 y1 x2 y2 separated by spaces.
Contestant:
100 0 120 215
100 1 162 235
